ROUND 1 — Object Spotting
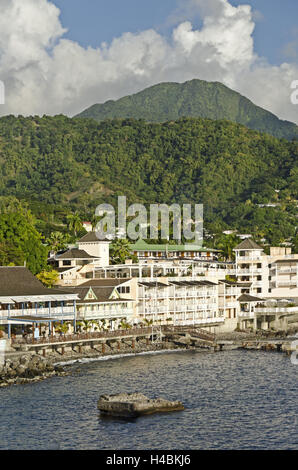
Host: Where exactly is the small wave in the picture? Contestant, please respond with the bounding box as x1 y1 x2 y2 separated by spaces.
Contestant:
54 348 188 367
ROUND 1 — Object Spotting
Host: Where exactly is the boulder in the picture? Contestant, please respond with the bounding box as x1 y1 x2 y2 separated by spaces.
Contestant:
98 393 184 418
15 365 27 376
19 355 32 366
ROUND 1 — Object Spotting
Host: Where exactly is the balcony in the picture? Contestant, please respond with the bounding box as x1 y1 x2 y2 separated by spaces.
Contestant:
238 312 255 318
82 309 134 319
0 306 75 320
275 268 297 274
237 256 262 262
275 281 297 287
255 306 297 314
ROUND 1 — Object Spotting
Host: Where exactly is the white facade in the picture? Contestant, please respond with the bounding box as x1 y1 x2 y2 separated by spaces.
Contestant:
234 241 298 299
78 240 110 266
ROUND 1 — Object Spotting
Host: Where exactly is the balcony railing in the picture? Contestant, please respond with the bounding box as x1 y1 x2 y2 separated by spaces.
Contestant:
0 306 75 319
255 307 297 314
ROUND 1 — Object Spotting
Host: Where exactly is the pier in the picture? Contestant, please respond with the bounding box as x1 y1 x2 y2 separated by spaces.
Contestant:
6 326 298 359
9 325 218 357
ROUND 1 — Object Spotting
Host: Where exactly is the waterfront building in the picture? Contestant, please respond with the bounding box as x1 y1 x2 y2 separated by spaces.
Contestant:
41 231 298 333
137 278 221 327
238 295 297 331
218 280 241 327
234 240 298 298
0 267 78 338
64 278 136 330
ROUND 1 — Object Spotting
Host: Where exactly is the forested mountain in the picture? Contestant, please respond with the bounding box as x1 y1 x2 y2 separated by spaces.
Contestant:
76 79 298 141
0 114 297 245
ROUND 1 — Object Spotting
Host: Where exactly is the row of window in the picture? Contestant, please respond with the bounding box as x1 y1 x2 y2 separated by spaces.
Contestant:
118 286 130 294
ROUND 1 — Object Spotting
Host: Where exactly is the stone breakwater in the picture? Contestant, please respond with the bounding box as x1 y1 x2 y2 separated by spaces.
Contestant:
2 328 297 388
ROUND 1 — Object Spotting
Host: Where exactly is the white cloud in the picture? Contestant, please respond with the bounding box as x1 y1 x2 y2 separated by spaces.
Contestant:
0 0 297 124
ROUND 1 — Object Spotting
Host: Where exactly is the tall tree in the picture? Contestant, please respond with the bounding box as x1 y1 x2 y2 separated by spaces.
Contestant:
36 269 59 288
0 211 48 274
46 231 70 252
67 212 83 238
110 239 132 264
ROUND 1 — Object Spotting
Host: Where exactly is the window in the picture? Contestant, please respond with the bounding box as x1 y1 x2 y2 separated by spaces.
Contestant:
118 286 130 294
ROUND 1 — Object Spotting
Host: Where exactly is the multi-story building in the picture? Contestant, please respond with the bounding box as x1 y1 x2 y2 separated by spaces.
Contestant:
129 239 220 261
137 279 221 328
234 239 269 297
268 247 298 297
0 267 78 338
234 240 298 299
50 232 111 286
64 279 136 330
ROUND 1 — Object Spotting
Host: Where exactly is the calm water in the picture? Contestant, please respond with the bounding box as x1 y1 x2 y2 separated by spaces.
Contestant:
0 349 297 450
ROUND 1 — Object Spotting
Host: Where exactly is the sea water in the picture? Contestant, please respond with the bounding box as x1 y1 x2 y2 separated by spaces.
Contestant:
0 349 297 450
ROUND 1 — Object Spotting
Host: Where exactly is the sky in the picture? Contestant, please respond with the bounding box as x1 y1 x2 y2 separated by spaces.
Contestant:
0 0 297 123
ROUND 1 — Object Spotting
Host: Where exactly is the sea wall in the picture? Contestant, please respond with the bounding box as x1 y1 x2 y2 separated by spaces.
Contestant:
0 337 184 388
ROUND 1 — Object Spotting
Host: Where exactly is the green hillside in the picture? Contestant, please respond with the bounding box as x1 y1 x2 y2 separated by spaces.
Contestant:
76 79 298 141
0 114 297 245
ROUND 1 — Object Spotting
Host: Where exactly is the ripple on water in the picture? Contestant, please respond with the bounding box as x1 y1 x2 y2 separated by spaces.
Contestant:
0 350 297 450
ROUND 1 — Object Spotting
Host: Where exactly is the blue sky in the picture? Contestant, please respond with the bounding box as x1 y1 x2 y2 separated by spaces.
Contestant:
0 0 297 121
52 0 298 66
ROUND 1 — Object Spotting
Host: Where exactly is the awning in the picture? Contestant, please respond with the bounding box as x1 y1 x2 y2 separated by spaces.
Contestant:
0 297 14 304
11 295 78 302
9 316 68 323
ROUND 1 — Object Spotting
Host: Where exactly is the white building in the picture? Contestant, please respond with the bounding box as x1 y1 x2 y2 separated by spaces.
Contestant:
234 239 298 298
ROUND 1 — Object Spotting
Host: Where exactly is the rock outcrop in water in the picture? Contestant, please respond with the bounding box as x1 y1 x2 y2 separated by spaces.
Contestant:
97 392 184 417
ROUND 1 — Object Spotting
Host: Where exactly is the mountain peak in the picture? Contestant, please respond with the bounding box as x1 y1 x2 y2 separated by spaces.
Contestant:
76 79 297 141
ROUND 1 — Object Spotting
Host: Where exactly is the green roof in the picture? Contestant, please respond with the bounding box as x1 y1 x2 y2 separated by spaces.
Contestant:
129 239 218 252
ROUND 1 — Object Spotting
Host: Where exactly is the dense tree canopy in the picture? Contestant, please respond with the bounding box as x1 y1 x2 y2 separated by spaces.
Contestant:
0 114 296 249
0 210 48 274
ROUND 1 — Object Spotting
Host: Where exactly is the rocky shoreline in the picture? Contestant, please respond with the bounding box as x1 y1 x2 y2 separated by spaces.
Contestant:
0 354 67 388
1 328 297 388
0 339 184 388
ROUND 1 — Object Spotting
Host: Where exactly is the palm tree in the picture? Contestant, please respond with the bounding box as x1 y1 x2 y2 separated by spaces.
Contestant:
82 320 92 332
60 322 69 336
91 215 102 231
90 319 100 332
46 231 70 252
76 321 83 331
67 212 83 238
120 319 132 330
217 234 240 261
110 239 132 264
